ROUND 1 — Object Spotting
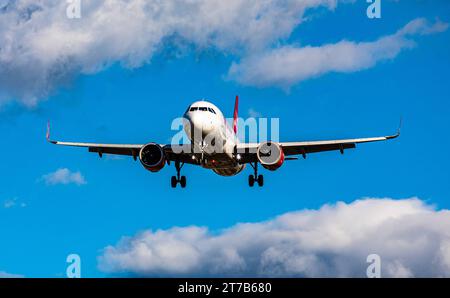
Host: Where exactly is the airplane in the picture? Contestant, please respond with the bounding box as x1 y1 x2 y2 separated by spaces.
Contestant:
47 96 400 188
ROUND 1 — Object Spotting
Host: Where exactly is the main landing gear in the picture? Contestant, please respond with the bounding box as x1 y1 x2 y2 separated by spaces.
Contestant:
248 162 264 187
171 161 187 188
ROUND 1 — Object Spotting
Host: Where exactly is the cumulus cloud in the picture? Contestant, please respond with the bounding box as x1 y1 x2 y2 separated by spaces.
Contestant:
1 2 446 106
98 198 450 277
248 108 262 118
3 198 26 208
228 18 448 88
41 168 86 186
0 271 23 278
0 0 338 106
3 198 16 209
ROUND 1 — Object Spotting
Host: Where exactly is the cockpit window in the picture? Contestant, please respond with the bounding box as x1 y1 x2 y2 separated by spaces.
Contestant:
189 106 215 113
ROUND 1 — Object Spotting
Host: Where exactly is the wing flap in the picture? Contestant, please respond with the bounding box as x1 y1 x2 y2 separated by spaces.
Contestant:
283 143 356 155
88 146 141 156
50 140 143 156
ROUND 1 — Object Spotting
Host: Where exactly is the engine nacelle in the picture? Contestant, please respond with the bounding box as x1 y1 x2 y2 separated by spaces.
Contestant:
257 142 285 171
139 143 166 172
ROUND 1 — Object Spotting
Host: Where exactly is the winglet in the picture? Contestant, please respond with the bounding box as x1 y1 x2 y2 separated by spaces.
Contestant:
233 95 239 134
46 121 56 144
387 117 402 140
46 121 50 141
397 116 403 136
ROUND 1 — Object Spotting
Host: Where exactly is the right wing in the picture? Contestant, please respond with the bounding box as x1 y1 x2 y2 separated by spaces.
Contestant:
279 134 399 156
236 127 400 163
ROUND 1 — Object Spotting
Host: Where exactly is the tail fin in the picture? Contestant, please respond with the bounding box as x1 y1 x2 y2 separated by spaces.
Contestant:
233 95 239 134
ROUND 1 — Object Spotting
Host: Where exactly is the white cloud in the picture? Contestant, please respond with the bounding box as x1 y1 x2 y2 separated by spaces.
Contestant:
227 18 448 89
248 108 262 118
0 0 338 107
0 271 23 278
3 198 26 209
1 2 446 106
3 198 16 208
98 198 450 277
41 168 87 186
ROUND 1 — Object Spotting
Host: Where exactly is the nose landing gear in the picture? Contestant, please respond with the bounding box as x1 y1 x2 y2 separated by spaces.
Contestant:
171 161 186 188
248 162 264 187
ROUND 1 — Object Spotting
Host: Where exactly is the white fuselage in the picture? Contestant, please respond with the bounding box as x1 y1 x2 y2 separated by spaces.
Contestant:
182 101 245 176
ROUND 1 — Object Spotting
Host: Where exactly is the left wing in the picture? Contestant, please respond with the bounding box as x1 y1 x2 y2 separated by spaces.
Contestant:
46 121 142 158
49 139 144 157
47 123 201 165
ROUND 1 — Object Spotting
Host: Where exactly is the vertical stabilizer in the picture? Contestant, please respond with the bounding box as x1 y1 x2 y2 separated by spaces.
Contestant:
233 95 239 134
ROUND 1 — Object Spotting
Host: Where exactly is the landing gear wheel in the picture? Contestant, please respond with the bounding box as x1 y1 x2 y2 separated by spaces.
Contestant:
180 176 187 188
171 176 177 188
257 175 264 187
248 162 264 187
171 161 186 189
248 175 255 187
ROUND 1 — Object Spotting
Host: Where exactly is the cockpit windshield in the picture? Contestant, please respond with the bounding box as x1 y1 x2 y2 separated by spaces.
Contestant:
189 106 216 114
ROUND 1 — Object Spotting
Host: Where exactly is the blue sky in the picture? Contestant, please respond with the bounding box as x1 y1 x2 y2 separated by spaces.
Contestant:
1 1 450 277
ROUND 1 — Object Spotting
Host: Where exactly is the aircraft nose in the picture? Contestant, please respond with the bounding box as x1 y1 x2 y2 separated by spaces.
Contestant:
187 112 214 136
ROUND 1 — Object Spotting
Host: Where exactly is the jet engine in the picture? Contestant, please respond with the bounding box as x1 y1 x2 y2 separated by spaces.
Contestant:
256 142 285 171
139 143 166 172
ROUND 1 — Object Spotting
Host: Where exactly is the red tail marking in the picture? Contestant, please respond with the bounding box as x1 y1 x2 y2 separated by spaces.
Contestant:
233 95 239 134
